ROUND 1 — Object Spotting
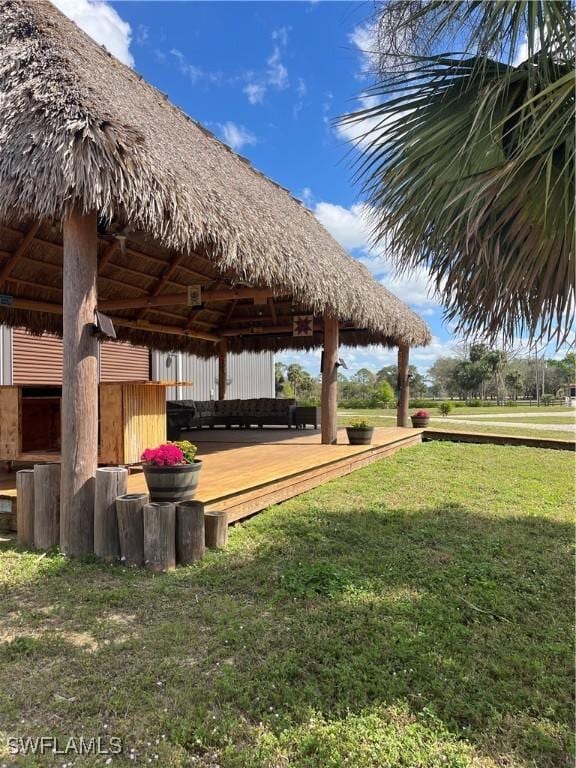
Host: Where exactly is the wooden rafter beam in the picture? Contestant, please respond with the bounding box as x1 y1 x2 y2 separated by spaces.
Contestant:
0 222 41 286
220 322 363 337
268 297 277 324
99 287 277 312
19 255 150 295
0 224 217 283
136 252 187 322
0 297 219 343
98 241 120 272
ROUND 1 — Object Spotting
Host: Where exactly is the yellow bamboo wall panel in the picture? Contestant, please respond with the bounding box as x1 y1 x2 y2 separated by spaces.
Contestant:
0 387 20 459
122 384 166 464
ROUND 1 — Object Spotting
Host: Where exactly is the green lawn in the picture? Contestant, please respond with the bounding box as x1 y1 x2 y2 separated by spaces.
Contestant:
341 404 571 417
338 408 575 441
0 443 573 767
488 415 575 425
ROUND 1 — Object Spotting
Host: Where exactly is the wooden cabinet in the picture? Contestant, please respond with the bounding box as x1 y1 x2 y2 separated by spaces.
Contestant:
0 382 168 464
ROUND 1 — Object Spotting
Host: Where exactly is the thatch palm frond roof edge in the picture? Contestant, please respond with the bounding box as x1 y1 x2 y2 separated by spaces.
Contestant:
0 0 431 349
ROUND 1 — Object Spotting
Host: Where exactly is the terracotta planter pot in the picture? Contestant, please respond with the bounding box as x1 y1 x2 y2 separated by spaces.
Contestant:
410 416 430 428
142 460 202 503
346 427 374 445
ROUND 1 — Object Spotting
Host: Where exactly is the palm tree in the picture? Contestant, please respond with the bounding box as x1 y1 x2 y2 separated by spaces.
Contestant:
341 1 574 345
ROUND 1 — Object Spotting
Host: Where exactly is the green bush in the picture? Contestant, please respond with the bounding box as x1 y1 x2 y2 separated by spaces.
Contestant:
507 399 518 406
541 394 553 406
439 402 453 417
467 399 482 407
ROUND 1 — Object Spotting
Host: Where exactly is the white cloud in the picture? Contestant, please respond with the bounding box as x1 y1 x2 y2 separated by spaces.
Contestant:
218 122 258 151
169 48 203 83
293 78 307 117
349 21 379 75
244 83 266 104
52 0 134 67
272 26 290 47
267 46 289 89
313 199 440 310
299 187 314 207
314 202 372 251
243 26 291 104
383 269 440 308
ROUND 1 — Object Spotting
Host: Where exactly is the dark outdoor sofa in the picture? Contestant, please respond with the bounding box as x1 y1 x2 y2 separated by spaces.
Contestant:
167 398 296 439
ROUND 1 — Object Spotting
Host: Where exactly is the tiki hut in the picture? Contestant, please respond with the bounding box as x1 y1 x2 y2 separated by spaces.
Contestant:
0 0 430 555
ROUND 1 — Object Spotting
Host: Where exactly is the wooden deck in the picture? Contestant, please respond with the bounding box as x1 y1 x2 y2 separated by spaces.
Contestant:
0 427 422 531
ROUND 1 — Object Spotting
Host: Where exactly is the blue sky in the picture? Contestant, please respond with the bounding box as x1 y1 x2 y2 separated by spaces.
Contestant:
53 0 569 377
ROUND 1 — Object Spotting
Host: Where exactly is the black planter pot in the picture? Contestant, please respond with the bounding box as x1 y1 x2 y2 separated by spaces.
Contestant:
346 427 374 445
410 416 430 428
142 460 202 502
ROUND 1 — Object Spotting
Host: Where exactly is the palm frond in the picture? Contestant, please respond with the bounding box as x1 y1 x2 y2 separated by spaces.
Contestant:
342 1 575 345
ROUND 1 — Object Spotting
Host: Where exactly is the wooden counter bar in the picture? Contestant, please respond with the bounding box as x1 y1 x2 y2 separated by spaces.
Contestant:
0 382 169 465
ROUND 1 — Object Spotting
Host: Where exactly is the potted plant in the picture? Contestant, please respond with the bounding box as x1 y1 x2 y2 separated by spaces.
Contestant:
141 440 201 502
410 409 430 428
346 418 374 445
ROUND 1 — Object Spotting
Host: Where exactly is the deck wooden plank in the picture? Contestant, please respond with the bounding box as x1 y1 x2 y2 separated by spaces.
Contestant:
0 428 423 532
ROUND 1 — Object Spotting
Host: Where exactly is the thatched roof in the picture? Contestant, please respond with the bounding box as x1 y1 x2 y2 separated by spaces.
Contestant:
0 0 430 356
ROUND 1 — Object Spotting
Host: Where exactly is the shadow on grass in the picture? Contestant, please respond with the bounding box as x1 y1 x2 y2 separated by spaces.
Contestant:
0 501 573 767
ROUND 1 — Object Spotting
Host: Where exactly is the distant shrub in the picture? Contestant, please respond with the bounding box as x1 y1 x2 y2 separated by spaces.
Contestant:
439 402 453 417
410 399 437 409
339 399 372 409
467 399 482 407
541 394 553 406
506 399 518 407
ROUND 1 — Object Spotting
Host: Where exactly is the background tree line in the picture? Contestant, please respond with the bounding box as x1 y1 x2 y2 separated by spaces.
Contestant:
275 350 574 407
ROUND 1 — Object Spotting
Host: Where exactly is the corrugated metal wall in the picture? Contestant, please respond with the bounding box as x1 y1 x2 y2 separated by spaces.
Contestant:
12 328 64 384
152 350 275 401
100 341 150 382
5 327 150 384
0 326 12 385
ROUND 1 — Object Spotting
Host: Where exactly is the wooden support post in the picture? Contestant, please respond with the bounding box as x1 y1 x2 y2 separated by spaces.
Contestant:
397 344 410 427
16 469 35 548
218 339 227 400
144 502 176 571
176 500 205 565
116 493 148 567
60 209 98 557
204 510 228 549
94 467 128 562
34 463 60 550
321 314 339 445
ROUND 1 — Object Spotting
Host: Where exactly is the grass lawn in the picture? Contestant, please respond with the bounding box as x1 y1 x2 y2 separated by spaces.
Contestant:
0 443 573 767
338 409 575 441
489 415 575 425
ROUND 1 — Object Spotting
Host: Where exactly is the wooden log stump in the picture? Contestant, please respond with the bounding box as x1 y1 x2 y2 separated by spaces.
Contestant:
204 510 228 549
116 493 147 567
34 463 60 550
94 467 128 562
176 500 205 565
144 502 176 572
16 469 35 548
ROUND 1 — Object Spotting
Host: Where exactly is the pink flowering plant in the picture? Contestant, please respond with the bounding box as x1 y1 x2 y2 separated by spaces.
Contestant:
141 441 198 466
413 409 429 418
